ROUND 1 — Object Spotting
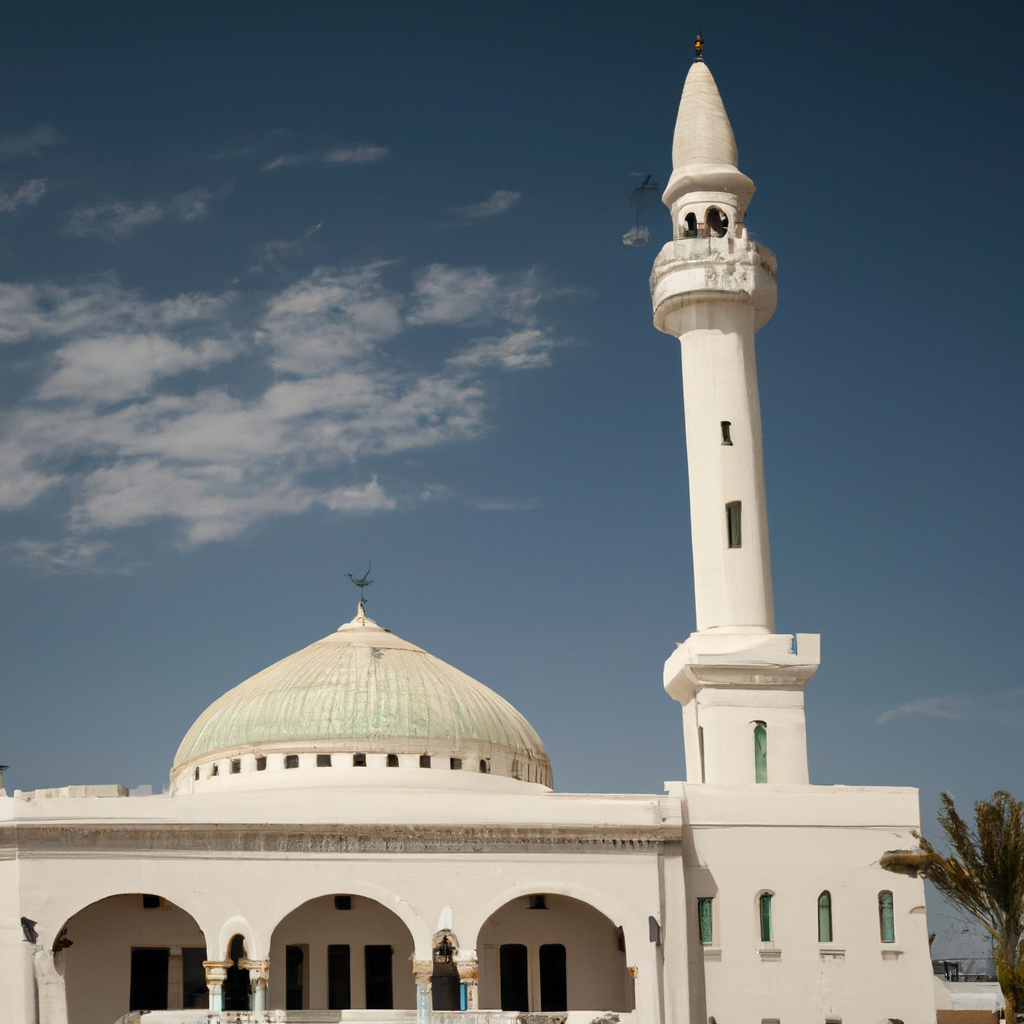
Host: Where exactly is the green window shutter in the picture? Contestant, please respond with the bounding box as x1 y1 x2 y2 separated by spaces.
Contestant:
754 723 767 783
759 893 772 942
817 892 832 943
697 898 713 945
879 891 895 943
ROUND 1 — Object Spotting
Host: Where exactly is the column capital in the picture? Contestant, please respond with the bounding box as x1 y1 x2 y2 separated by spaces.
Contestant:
238 958 269 983
203 960 231 985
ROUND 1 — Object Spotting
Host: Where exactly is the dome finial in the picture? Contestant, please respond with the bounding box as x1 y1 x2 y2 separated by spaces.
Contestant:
694 31 704 62
345 562 373 606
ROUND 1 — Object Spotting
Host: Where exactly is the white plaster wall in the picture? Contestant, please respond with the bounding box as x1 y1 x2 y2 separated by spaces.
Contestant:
0 854 31 1024
675 301 774 633
268 894 416 1010
60 895 206 1024
682 784 936 1024
476 893 631 1012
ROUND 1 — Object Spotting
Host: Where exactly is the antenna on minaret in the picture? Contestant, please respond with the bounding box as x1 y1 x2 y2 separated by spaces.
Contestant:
345 563 373 611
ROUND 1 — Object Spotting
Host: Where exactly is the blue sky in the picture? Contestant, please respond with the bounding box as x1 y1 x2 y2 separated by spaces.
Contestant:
0 0 1021 955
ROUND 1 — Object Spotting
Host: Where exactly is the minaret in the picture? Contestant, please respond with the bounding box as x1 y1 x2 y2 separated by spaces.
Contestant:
652 44 820 785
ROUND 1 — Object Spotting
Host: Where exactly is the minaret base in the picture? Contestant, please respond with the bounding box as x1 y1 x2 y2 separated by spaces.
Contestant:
664 632 820 785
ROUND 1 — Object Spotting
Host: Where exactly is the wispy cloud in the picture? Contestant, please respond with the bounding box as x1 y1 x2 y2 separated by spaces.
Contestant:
878 691 1024 727
0 261 562 567
65 187 230 239
264 145 388 170
0 125 61 161
451 189 521 220
0 179 46 213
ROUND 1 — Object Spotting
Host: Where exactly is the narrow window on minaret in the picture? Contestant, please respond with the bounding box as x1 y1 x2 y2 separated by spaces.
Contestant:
726 501 742 547
721 421 733 445
754 722 767 783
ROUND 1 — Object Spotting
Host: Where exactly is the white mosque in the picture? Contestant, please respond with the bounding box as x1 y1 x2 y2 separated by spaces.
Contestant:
0 49 938 1024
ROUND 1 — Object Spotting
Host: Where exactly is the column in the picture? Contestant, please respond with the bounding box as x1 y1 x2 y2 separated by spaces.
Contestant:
413 959 432 1024
203 961 231 1014
455 949 479 1010
239 958 270 1011
168 947 184 1010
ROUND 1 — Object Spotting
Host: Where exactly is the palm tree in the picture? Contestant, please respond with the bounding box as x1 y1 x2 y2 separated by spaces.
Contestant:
885 791 1024 1020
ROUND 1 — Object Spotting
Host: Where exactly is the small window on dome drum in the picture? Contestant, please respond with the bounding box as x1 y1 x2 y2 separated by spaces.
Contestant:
284 754 299 769
479 759 489 773
230 759 241 774
211 763 219 776
420 754 431 768
317 754 332 767
353 753 366 767
450 758 462 770
256 756 266 771
194 767 199 781
387 754 399 767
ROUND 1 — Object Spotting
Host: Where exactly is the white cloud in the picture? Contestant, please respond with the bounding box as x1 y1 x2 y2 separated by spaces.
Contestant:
877 691 1024 727
0 261 562 563
65 187 229 239
451 189 521 220
264 145 389 170
0 125 61 160
0 179 46 213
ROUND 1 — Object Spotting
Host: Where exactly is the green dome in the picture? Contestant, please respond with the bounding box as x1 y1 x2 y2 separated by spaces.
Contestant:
172 605 551 787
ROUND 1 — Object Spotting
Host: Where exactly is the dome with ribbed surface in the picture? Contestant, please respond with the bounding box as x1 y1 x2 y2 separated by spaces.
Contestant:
170 604 551 792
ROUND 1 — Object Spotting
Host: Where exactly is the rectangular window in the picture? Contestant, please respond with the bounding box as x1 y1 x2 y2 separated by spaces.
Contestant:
317 754 332 767
130 947 169 1010
726 501 742 548
697 898 713 945
499 944 529 1012
353 753 366 767
759 893 773 942
230 759 241 774
879 891 895 942
286 945 305 1010
721 420 733 445
284 754 299 769
754 723 768 784
365 945 394 1009
450 757 462 770
539 944 567 1012
387 753 400 767
255 756 267 771
420 754 431 768
328 944 351 1010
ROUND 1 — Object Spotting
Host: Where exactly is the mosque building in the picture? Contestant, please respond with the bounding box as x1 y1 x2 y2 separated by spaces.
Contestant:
0 47 938 1024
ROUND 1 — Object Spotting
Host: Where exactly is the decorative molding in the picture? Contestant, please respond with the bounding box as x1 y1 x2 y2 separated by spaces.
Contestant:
0 821 682 858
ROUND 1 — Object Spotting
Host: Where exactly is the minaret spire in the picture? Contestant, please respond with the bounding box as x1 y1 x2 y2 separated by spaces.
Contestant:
650 59 819 786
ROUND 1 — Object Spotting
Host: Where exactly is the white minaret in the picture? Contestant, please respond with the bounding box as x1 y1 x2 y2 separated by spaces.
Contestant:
653 45 820 785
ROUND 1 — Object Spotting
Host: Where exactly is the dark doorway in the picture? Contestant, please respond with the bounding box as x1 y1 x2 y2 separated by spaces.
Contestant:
286 945 305 1010
129 947 169 1010
182 948 209 1009
364 944 394 1009
500 943 529 1011
328 944 351 1010
223 935 250 1011
539 944 567 1011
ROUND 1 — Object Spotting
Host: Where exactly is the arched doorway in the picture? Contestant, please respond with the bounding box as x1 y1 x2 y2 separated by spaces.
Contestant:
223 934 251 1010
477 893 632 1013
269 894 416 1011
59 893 207 1024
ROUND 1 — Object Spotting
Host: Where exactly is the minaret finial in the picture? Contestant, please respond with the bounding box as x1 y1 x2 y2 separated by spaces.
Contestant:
694 32 704 61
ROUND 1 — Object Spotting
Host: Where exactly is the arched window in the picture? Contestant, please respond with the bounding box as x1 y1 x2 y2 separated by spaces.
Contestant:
683 212 698 237
758 893 772 942
879 891 895 943
817 891 832 942
754 722 767 783
705 206 729 237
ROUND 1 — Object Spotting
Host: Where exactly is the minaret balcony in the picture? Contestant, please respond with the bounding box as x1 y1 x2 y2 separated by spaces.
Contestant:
650 236 778 335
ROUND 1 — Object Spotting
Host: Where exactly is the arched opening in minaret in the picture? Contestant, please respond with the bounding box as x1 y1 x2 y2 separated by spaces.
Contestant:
721 421 733 445
705 206 729 237
682 211 698 238
754 722 767 783
726 501 742 548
